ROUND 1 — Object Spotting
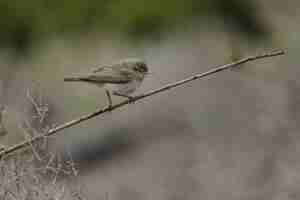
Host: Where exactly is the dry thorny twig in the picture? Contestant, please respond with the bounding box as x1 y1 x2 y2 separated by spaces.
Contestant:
0 49 285 160
0 86 86 200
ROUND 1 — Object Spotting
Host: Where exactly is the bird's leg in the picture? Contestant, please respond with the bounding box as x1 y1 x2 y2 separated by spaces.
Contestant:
105 90 113 109
113 92 135 103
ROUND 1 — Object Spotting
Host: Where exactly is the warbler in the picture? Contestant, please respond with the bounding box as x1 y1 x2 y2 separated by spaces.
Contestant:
64 58 149 107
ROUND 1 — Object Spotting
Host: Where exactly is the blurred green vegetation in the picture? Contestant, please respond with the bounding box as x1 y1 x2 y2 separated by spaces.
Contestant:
0 0 270 55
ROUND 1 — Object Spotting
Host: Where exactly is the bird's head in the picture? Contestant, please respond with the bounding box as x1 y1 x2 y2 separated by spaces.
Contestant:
123 58 149 75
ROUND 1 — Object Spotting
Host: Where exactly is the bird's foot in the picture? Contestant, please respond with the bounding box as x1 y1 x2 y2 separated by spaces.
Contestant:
113 92 135 104
127 96 135 104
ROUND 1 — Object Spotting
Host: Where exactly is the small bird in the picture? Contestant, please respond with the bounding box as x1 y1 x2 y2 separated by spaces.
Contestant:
64 58 149 107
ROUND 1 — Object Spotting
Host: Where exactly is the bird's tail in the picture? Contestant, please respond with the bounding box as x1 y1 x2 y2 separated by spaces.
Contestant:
64 77 83 82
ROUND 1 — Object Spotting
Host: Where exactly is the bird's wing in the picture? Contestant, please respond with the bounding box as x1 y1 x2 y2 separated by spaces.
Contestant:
81 67 132 84
91 65 113 73
91 61 125 73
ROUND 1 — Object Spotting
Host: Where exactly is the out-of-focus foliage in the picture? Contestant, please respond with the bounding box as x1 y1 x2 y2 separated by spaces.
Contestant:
213 0 270 41
0 0 270 54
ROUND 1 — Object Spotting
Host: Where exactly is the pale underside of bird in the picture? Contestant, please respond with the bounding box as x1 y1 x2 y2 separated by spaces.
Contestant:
64 58 149 107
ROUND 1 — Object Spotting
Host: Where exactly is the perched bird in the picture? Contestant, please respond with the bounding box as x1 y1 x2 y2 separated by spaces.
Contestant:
64 58 149 107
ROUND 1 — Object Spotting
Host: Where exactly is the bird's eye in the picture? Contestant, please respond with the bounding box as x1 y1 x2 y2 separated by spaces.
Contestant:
133 66 140 72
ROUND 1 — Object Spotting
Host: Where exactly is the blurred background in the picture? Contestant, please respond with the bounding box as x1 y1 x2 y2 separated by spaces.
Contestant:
0 0 299 199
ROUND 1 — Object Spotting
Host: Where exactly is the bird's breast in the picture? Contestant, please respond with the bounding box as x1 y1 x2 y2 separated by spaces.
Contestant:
106 79 142 95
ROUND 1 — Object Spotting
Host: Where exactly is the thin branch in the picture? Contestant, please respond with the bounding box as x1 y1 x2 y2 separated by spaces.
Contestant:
0 49 285 159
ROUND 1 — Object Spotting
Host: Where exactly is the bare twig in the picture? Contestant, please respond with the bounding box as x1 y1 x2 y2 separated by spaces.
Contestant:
0 49 285 159
26 87 49 124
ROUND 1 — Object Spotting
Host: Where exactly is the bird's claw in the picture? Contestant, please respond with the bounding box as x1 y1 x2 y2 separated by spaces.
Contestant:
106 104 113 110
127 96 135 104
113 92 135 103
